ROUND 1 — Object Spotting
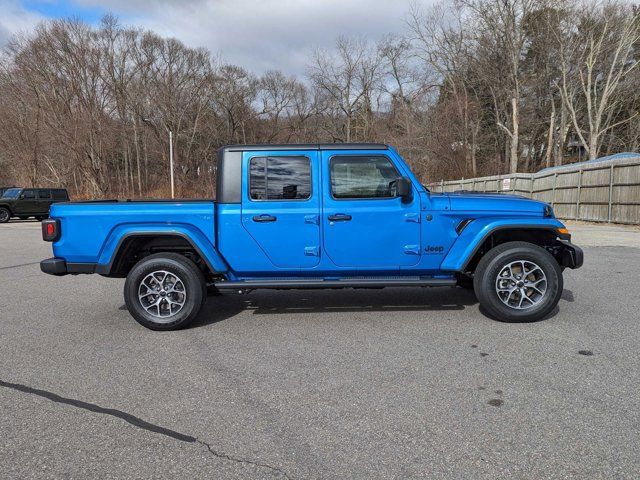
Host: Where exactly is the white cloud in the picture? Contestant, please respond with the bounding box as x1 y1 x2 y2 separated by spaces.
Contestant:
83 0 416 75
2 0 420 76
0 0 45 47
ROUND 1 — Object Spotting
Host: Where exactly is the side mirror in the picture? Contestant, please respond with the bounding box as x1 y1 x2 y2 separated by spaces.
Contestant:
394 177 413 203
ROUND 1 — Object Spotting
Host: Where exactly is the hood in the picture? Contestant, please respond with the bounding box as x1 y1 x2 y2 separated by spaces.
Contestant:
443 191 549 214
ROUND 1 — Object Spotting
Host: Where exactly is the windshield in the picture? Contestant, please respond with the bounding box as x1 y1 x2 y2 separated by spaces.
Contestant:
1 188 21 199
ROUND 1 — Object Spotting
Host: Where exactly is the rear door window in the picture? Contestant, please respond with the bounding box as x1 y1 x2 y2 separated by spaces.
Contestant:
249 156 311 201
38 189 51 199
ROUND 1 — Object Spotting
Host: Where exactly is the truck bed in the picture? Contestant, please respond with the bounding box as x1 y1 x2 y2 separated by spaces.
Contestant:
49 200 216 265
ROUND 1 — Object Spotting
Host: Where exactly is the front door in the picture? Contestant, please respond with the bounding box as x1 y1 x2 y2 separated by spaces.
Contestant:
322 152 421 269
16 189 38 215
241 151 321 269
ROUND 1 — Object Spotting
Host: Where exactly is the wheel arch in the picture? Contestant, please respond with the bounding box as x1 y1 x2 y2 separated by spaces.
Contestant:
96 228 228 278
462 227 561 273
441 219 568 273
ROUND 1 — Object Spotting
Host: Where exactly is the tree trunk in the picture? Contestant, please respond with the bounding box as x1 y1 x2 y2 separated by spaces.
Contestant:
545 104 556 168
133 122 143 197
588 135 598 160
554 103 568 167
471 122 479 177
509 97 519 173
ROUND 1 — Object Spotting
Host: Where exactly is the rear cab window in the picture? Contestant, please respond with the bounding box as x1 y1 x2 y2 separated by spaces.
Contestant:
249 156 311 201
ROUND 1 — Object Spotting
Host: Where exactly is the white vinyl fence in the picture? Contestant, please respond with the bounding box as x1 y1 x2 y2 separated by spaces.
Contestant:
428 155 640 224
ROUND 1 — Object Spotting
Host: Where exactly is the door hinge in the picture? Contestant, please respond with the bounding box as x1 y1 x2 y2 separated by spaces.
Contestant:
404 245 421 255
404 213 420 223
304 246 319 256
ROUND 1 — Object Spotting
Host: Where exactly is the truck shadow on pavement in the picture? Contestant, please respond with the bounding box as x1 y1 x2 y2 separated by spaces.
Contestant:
190 286 573 327
191 286 479 328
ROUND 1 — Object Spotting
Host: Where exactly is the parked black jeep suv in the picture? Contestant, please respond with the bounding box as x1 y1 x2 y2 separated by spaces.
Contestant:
0 188 69 223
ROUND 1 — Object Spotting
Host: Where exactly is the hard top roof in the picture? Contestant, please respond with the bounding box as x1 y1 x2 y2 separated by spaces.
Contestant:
220 143 389 153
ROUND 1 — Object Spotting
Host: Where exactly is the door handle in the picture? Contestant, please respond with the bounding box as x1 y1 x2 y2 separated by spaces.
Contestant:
328 213 352 222
253 214 277 222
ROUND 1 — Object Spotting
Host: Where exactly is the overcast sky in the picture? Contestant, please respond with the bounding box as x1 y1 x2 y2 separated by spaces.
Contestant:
1 0 418 76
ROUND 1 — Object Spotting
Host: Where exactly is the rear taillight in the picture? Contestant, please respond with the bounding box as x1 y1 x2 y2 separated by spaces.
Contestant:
42 219 60 242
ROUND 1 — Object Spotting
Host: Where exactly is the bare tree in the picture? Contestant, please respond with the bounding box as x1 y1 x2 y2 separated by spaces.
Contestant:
557 1 640 160
310 36 382 142
408 2 483 175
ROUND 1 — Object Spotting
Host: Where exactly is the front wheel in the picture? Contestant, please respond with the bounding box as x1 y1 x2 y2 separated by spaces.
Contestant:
473 241 563 323
0 207 10 223
124 253 207 330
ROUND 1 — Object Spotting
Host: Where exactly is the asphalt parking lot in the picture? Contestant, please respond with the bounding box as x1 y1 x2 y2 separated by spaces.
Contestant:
1 220 639 479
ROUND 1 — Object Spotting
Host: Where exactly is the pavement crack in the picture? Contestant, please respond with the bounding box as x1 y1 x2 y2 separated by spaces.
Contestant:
196 440 293 479
0 379 293 478
0 379 195 442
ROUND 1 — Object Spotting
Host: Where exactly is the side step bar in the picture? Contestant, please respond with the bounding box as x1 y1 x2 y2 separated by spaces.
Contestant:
214 277 457 290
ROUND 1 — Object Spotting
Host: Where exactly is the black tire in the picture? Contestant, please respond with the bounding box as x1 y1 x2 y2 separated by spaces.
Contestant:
36 216 46 221
0 207 10 223
124 253 207 331
473 241 563 323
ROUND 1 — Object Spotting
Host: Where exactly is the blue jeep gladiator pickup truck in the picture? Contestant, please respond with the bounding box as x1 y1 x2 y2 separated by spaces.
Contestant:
40 143 583 330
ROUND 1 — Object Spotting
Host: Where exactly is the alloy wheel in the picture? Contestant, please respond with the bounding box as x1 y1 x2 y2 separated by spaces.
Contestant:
495 260 547 310
138 270 187 322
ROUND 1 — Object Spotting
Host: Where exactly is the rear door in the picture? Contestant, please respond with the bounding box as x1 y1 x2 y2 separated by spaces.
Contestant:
37 189 52 215
241 150 321 269
321 152 421 268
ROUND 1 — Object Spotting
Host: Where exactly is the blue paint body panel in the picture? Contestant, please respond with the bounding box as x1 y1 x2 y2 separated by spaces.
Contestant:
47 145 568 281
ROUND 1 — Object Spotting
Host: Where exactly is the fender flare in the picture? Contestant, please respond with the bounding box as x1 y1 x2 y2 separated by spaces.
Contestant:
440 217 566 272
94 223 228 275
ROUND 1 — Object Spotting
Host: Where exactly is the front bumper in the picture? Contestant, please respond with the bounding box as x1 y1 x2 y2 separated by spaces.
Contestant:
40 258 96 276
558 240 583 269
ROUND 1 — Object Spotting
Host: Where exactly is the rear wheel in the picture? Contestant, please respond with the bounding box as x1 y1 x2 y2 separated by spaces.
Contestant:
473 241 563 322
124 253 207 330
0 208 10 223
